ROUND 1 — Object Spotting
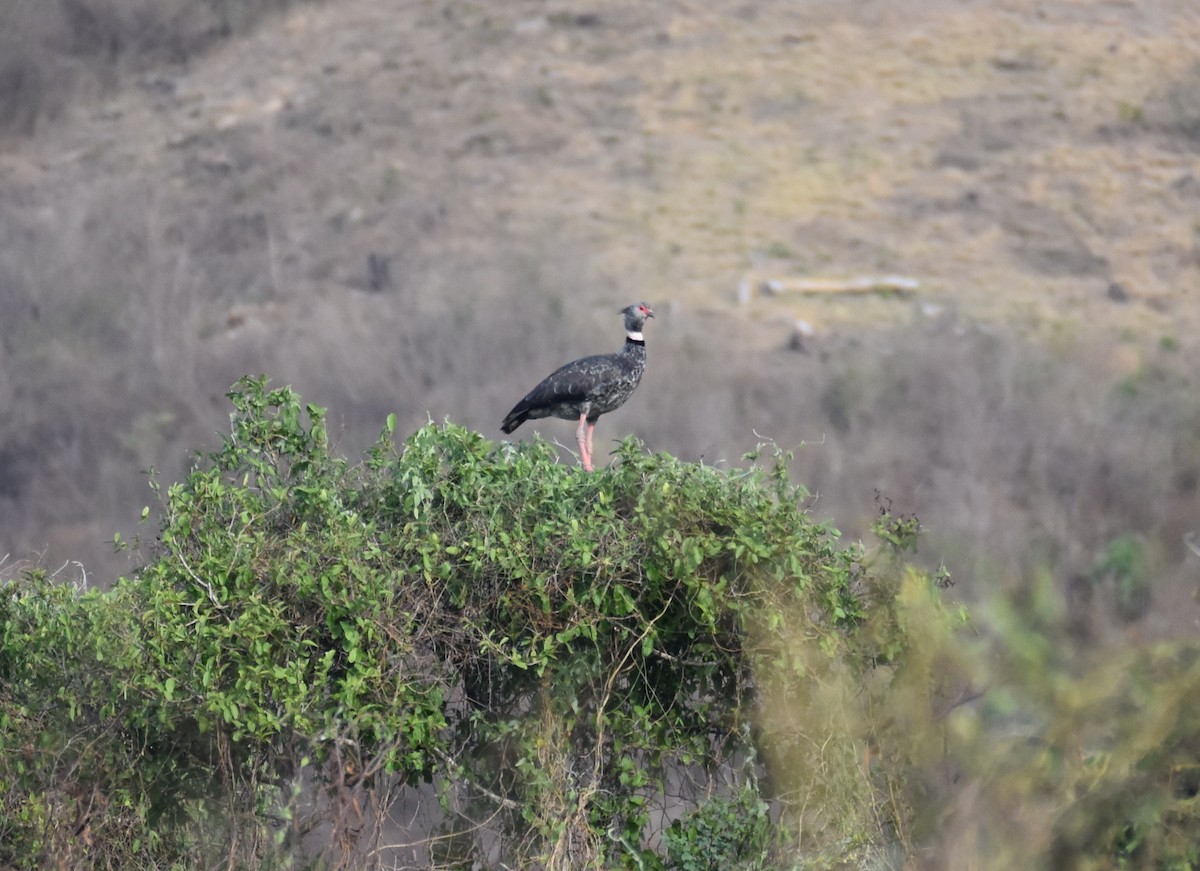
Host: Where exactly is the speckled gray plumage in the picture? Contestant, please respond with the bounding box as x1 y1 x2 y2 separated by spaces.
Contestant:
501 303 653 435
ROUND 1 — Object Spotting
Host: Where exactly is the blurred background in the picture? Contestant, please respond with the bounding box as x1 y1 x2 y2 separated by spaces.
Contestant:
1 0 1198 644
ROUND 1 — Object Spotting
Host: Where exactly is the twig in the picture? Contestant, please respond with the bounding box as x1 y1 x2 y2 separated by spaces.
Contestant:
649 648 708 668
432 747 522 811
52 559 89 588
172 546 226 611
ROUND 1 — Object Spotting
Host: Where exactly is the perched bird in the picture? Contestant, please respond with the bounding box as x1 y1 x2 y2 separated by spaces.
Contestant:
501 302 655 471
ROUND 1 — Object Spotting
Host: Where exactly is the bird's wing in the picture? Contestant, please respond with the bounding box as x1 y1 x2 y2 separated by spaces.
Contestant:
516 354 622 409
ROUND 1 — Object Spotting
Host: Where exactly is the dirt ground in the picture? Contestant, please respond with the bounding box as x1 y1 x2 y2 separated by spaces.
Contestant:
1 0 1199 630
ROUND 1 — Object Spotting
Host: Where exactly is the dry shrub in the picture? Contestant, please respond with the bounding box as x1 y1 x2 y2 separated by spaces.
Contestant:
0 0 321 136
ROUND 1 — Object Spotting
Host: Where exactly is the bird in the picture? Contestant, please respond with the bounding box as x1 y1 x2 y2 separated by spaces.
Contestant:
501 302 655 472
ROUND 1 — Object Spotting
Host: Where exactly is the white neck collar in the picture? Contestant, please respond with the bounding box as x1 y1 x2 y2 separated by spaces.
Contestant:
626 331 644 342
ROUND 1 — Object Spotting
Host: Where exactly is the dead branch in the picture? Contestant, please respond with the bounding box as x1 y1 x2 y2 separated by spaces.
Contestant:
760 275 920 297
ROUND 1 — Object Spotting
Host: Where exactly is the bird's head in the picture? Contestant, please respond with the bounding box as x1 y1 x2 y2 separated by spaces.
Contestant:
621 302 655 332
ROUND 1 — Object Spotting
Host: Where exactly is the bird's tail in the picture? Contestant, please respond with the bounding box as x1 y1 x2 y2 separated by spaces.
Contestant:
500 410 527 434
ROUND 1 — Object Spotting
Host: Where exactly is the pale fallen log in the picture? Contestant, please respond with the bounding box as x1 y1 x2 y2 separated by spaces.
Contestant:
760 275 920 297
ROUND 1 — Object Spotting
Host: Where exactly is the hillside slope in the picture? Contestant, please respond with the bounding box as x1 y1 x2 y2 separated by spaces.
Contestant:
1 0 1198 608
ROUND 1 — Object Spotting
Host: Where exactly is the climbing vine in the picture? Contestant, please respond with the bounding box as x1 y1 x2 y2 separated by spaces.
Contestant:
1 376 946 869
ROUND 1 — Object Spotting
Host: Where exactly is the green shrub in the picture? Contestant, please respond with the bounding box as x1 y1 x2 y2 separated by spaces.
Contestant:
662 781 772 871
0 376 949 869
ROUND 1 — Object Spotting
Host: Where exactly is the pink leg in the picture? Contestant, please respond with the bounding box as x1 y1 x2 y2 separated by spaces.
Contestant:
585 422 596 468
576 414 593 471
